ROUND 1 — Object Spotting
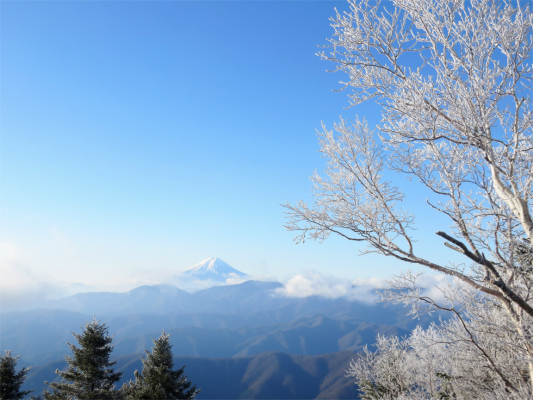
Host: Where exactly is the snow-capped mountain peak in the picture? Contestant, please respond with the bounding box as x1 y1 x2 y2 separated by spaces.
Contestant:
181 257 248 279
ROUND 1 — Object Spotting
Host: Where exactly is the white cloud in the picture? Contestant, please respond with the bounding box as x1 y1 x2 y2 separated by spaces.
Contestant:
0 241 56 310
275 270 449 304
274 270 383 303
224 273 249 286
169 273 258 293
0 240 99 311
418 274 460 304
166 270 284 293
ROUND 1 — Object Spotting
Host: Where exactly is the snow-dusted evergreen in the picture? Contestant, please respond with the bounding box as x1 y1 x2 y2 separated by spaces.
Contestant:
43 319 122 400
121 332 199 400
0 351 32 400
284 0 533 397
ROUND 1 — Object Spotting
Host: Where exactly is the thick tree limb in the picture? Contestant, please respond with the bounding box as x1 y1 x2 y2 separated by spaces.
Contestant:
436 231 533 317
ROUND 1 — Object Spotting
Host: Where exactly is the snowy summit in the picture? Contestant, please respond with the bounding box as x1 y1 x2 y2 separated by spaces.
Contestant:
180 257 248 283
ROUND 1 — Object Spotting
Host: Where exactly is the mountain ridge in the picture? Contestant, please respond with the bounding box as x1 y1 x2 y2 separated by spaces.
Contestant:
22 351 361 399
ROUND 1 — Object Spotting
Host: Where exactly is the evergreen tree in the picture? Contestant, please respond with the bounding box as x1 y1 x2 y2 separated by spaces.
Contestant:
43 319 122 400
121 332 198 400
0 351 32 400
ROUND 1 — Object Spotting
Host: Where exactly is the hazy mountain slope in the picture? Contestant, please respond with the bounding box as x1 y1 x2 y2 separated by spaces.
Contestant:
108 314 409 359
190 281 284 313
3 308 407 368
28 280 433 330
32 281 284 316
0 310 90 365
1 310 257 365
112 325 266 358
40 284 191 315
234 315 408 357
239 352 319 399
23 351 360 399
105 312 252 336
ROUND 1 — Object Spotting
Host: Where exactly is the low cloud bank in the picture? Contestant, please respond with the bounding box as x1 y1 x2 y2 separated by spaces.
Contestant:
0 241 53 310
0 263 56 310
274 271 385 303
169 272 273 293
275 270 448 304
0 241 93 311
172 276 248 292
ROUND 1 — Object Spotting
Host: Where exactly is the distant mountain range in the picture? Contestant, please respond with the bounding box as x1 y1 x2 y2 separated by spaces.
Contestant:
2 281 420 365
1 259 441 399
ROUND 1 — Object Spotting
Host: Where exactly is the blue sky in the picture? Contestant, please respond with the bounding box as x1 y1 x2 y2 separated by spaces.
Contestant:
1 0 456 300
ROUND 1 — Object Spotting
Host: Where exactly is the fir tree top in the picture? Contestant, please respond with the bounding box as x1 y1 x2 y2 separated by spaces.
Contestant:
121 331 199 400
44 319 122 400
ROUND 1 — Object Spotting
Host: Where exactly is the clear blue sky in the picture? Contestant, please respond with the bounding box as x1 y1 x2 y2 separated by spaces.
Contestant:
1 0 455 298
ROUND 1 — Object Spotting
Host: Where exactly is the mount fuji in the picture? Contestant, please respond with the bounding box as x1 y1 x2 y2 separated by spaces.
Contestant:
173 257 250 289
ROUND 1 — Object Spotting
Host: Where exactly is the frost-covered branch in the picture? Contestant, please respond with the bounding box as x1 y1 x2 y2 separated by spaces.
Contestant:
286 0 533 394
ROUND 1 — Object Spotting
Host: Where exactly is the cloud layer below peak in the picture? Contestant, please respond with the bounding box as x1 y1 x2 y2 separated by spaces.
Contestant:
275 270 448 304
274 271 385 303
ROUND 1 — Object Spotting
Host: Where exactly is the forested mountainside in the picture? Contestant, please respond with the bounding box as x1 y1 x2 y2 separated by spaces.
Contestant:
24 351 361 399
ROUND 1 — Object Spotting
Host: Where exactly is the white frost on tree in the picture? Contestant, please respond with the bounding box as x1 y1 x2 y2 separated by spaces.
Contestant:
348 283 533 398
284 0 533 396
